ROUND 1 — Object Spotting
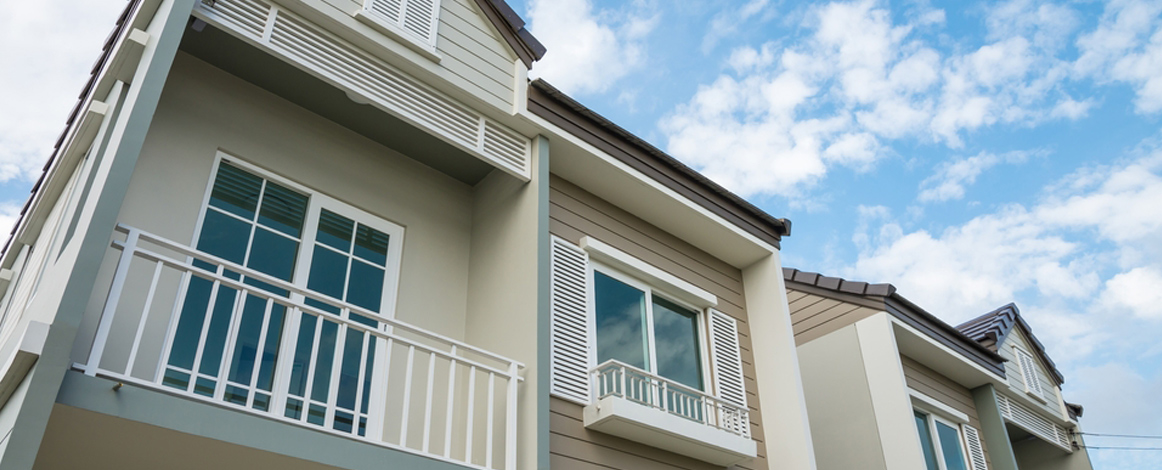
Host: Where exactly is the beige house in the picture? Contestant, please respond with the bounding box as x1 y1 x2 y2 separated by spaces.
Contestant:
784 269 1094 470
0 0 815 469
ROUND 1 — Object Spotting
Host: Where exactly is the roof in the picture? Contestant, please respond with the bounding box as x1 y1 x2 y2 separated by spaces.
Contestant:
528 79 792 248
957 303 1066 385
783 267 1006 377
1066 402 1084 420
470 0 545 67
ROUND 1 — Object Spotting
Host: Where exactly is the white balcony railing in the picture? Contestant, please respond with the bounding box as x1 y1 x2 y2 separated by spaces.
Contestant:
77 225 523 470
591 360 750 438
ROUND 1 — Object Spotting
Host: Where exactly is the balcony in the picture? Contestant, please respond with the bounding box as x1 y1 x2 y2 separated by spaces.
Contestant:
583 360 757 466
75 224 523 470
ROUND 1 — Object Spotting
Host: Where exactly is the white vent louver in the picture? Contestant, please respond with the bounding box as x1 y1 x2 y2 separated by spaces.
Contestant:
194 0 531 180
1016 349 1045 397
549 237 591 405
996 394 1073 451
961 424 988 470
364 0 440 45
709 309 747 411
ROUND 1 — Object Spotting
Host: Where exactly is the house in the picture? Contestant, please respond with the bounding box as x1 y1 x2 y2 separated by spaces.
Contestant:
0 0 816 469
783 268 1094 470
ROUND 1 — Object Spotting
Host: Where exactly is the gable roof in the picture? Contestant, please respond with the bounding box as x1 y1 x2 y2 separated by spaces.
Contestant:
528 79 792 248
470 0 545 67
782 268 1005 377
957 303 1066 385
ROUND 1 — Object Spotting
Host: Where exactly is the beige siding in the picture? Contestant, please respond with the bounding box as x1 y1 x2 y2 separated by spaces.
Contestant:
901 356 994 470
548 174 766 470
436 0 517 105
998 329 1064 420
786 289 881 345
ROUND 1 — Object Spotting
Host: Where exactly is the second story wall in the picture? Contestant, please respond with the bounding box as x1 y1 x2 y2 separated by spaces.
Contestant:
901 355 995 470
998 328 1064 420
786 288 881 345
548 174 768 470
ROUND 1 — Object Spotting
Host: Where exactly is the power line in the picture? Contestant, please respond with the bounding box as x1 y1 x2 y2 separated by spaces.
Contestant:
1081 446 1162 451
1080 432 1162 440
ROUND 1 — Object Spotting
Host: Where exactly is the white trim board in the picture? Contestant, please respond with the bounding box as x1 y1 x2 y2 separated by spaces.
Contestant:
580 236 716 308
909 388 969 424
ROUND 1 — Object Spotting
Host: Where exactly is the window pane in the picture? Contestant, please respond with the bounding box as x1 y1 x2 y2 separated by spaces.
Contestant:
197 210 251 264
347 260 385 313
258 182 308 237
937 421 969 470
594 272 649 371
317 210 354 252
652 297 702 390
308 246 348 300
209 162 262 220
354 224 390 266
247 228 299 281
915 411 940 470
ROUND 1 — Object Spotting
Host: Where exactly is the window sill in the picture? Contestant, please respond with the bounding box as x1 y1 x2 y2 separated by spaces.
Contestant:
583 395 757 466
353 10 442 63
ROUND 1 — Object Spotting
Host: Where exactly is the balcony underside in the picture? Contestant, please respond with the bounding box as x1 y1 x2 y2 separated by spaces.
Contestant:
178 23 495 186
42 371 471 470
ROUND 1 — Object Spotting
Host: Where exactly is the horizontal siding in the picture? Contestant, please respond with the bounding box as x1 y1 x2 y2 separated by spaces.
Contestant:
786 289 880 345
436 0 515 106
549 175 766 470
901 356 994 470
999 330 1064 420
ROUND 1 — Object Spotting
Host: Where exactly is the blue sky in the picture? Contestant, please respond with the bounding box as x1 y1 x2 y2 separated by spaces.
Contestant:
1 0 1159 468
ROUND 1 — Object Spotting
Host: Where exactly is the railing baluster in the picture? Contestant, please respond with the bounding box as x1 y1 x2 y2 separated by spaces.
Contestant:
366 336 393 442
504 362 518 470
465 365 477 464
324 318 349 428
352 328 370 435
300 313 326 421
443 346 457 459
214 290 246 401
271 305 302 420
399 344 416 448
245 298 275 409
486 372 495 469
86 229 139 376
125 260 164 377
188 265 226 394
155 269 193 383
422 351 436 453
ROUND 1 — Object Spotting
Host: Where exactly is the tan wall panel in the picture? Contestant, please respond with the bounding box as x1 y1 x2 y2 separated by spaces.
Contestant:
901 356 994 470
787 290 880 346
548 175 766 470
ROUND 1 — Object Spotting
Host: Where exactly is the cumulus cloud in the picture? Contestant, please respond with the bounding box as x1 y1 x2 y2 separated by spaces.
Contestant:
702 0 774 54
1075 0 1162 113
917 151 1032 203
661 0 1091 199
0 0 127 184
527 0 658 95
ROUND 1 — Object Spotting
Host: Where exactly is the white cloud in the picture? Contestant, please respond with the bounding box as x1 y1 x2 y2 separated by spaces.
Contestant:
0 202 22 238
0 0 127 184
1075 0 1162 113
702 0 773 54
527 0 657 95
917 151 1031 203
1101 267 1162 319
661 0 1091 199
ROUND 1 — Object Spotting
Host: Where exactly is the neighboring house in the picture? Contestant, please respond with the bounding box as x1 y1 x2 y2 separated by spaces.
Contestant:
784 269 1094 470
0 1 816 470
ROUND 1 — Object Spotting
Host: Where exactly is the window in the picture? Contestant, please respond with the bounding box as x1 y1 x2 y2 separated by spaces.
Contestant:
1015 348 1046 398
356 0 443 60
914 410 970 470
592 268 704 391
162 157 404 436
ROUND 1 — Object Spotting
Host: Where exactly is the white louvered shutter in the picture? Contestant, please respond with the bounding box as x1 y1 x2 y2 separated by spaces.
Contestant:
364 0 440 45
708 309 747 408
961 424 989 470
550 237 591 404
1017 349 1044 396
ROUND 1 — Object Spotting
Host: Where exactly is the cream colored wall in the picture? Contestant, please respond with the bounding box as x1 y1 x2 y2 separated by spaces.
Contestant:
797 323 886 470
998 329 1064 420
1013 434 1095 470
0 363 36 461
71 51 479 369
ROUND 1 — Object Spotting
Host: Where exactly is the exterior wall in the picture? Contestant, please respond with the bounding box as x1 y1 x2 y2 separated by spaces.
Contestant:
900 355 994 470
0 364 37 461
71 52 479 367
1013 434 1095 470
786 288 880 345
547 174 768 470
998 329 1064 420
798 324 887 470
304 0 518 110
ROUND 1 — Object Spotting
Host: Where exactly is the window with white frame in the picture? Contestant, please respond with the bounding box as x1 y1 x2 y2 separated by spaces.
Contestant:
357 0 443 55
914 410 971 470
1015 347 1045 398
162 157 403 436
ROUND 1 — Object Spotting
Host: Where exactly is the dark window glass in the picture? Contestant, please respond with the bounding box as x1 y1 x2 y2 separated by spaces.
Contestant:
915 411 940 470
652 297 702 390
197 210 251 264
209 162 262 219
938 421 968 470
354 224 390 266
347 260 385 313
258 181 308 237
308 246 348 300
317 210 354 252
246 228 298 281
594 272 648 371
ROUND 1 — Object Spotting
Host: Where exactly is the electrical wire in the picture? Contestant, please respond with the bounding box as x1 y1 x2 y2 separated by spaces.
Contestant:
1079 432 1162 440
1081 446 1162 451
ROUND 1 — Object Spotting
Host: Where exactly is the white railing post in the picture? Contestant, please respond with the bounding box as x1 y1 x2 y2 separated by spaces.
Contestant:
85 229 140 376
660 380 668 413
504 361 518 470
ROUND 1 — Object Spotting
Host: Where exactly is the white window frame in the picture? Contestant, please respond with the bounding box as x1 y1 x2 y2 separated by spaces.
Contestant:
191 152 406 321
586 260 713 393
914 408 974 470
354 0 444 62
1014 346 1048 403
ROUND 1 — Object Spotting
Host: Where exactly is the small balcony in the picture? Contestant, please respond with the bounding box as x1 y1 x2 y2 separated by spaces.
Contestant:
583 360 757 466
74 224 523 470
